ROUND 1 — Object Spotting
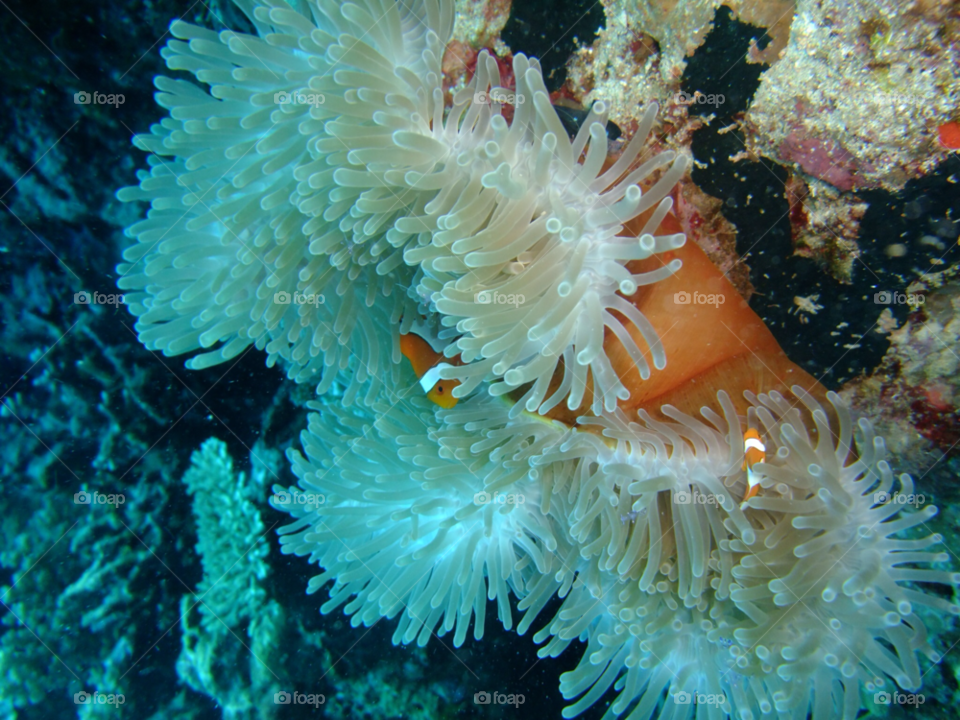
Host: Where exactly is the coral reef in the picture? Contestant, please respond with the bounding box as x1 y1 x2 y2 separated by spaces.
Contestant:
180 438 271 629
785 174 866 285
0 475 167 718
176 438 284 720
563 0 792 127
745 0 960 192
842 277 960 464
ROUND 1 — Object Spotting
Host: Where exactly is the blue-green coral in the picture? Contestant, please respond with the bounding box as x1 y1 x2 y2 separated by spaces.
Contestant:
0 486 157 719
177 438 282 720
180 438 270 627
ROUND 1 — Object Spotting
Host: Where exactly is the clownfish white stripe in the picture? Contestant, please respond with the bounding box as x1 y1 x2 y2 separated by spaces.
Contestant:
419 363 453 394
744 437 766 454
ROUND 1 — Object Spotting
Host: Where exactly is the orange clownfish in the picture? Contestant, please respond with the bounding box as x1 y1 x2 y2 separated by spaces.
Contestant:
400 333 461 409
741 428 766 505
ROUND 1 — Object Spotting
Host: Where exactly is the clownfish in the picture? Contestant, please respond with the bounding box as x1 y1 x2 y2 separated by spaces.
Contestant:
400 333 461 409
741 428 766 505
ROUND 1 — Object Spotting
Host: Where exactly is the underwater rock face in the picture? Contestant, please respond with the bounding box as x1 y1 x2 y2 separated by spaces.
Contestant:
2 0 959 718
745 0 960 192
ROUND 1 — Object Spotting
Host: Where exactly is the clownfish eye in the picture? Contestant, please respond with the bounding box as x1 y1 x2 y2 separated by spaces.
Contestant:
436 384 444 394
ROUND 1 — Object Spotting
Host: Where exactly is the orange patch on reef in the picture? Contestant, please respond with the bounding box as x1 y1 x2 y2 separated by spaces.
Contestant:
938 121 960 150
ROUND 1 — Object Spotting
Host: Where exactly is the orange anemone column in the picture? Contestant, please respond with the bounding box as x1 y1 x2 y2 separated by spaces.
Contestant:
540 208 827 425
613 209 826 421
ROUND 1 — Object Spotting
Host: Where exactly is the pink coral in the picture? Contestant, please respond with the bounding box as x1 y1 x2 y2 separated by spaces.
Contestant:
778 131 874 191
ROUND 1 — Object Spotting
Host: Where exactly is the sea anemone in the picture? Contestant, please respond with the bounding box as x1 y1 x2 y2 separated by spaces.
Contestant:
115 10 423 399
116 0 687 414
275 381 957 719
273 384 575 647
535 388 957 719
